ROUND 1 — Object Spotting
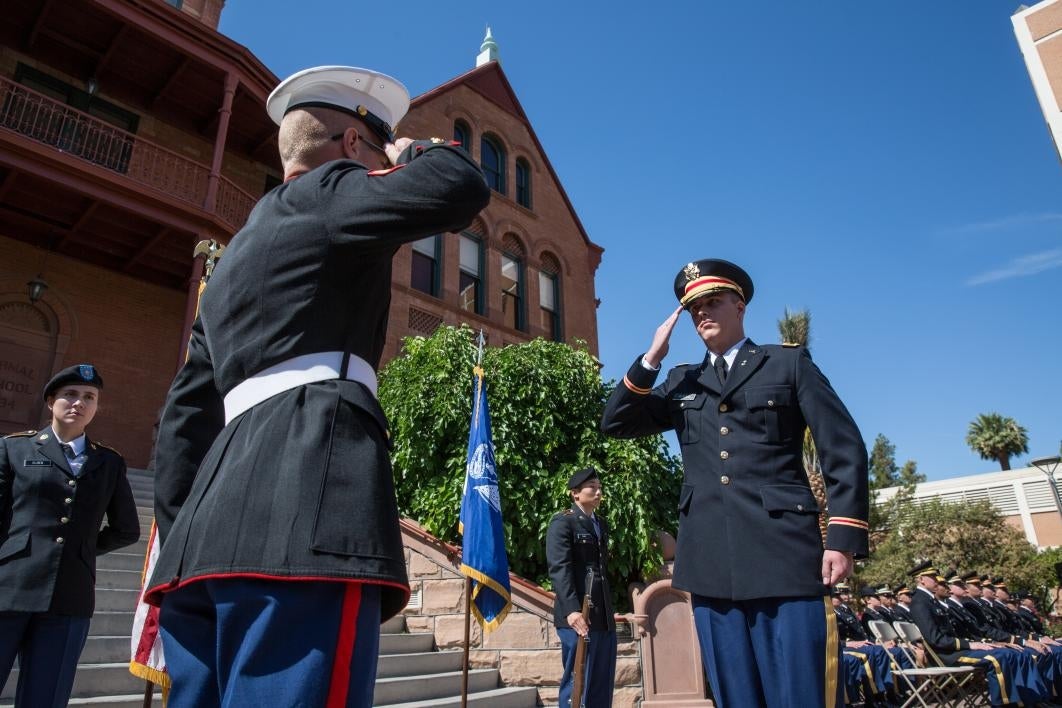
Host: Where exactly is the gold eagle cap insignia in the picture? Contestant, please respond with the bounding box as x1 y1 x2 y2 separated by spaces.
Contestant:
683 262 700 283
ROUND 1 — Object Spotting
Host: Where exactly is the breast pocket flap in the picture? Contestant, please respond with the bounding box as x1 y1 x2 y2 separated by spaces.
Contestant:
745 387 793 410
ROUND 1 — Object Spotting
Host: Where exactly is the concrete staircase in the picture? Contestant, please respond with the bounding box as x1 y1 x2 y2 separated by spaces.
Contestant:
1 469 537 707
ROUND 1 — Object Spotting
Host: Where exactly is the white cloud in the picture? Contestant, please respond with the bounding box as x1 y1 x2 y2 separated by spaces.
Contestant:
966 248 1062 286
942 212 1062 236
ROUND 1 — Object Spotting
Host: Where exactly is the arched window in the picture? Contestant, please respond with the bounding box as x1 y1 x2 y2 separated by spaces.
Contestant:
480 134 506 194
500 234 525 331
410 235 441 297
459 233 484 314
515 158 532 209
539 253 562 341
453 119 470 152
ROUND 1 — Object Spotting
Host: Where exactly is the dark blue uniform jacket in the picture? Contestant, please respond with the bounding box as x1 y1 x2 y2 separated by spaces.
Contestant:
146 141 489 621
0 431 139 616
601 340 868 600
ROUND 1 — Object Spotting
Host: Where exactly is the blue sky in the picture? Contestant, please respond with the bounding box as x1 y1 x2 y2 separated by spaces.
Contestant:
220 1 1061 481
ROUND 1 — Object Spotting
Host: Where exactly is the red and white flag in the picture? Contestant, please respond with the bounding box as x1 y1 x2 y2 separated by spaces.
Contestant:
129 522 170 698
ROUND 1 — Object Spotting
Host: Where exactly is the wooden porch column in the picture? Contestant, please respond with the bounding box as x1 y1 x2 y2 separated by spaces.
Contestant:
175 250 207 371
204 71 238 213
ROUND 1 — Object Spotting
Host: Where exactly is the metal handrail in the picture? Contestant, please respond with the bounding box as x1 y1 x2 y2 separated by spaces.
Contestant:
0 75 257 231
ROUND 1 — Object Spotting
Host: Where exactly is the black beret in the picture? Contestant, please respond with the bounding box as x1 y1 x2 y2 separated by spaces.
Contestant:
43 364 103 398
567 467 600 490
673 259 754 308
859 585 877 598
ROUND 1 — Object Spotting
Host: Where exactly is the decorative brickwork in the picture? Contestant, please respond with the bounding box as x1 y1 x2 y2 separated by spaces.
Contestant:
408 307 443 336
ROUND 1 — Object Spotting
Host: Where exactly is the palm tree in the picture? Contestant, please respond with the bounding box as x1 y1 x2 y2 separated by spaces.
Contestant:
965 413 1029 471
777 308 827 542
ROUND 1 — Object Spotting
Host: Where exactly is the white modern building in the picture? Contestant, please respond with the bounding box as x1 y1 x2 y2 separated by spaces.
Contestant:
876 464 1062 549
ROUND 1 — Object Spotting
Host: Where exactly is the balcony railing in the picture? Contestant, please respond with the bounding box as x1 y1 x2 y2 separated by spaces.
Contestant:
0 75 256 232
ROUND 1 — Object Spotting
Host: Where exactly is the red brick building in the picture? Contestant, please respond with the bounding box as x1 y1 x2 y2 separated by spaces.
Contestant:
0 3 602 468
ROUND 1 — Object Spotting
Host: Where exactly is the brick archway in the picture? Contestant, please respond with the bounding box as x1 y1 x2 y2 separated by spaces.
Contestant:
0 292 70 432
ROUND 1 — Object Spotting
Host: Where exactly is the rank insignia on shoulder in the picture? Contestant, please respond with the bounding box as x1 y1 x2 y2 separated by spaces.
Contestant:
430 137 445 144
4 430 36 438
782 342 801 348
563 509 574 515
95 441 121 455
367 164 406 177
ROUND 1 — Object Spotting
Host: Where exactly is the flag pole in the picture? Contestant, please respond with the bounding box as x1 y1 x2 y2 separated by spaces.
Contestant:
462 330 484 708
461 575 472 708
134 240 225 708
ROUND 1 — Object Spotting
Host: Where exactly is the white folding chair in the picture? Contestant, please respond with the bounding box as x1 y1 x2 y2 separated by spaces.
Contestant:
868 619 968 707
893 620 986 708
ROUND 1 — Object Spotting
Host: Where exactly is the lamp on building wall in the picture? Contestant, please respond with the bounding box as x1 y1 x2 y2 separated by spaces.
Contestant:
1032 455 1062 522
27 275 48 303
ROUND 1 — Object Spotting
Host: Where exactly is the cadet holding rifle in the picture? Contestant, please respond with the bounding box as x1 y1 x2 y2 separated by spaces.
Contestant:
546 468 616 707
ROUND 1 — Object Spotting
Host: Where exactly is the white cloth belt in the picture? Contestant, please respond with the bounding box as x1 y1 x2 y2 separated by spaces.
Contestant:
223 351 377 425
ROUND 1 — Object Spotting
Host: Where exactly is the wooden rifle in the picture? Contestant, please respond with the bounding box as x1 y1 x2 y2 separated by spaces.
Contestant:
570 568 595 708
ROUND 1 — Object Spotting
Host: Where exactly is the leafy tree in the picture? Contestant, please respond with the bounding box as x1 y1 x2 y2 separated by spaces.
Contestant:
869 434 898 491
898 459 925 487
378 325 681 611
860 497 1042 595
966 413 1029 471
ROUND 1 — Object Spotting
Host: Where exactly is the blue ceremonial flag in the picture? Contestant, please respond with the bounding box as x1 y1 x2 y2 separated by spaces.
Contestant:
458 364 512 631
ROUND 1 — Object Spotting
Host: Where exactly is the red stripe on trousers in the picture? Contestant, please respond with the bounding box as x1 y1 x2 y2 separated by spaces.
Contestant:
326 583 363 708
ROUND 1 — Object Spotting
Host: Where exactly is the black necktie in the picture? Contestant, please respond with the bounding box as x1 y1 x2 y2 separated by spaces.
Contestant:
714 356 729 386
61 443 76 460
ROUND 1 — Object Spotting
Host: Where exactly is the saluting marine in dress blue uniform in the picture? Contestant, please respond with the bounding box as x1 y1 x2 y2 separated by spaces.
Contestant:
0 365 139 707
145 66 489 707
601 259 869 708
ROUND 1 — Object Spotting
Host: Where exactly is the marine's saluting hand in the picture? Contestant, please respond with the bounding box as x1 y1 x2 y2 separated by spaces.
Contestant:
383 137 414 166
644 306 684 369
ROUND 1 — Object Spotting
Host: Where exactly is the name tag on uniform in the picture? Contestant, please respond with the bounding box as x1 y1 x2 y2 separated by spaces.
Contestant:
24 459 53 467
672 393 697 401
575 533 595 543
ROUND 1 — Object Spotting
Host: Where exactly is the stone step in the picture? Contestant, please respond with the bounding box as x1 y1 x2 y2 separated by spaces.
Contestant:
90 611 134 637
1 694 162 708
381 614 406 634
95 588 140 612
79 636 133 664
1 663 145 700
379 632 434 655
96 568 144 590
375 685 540 708
372 668 499 705
117 539 149 556
98 551 147 573
376 650 463 679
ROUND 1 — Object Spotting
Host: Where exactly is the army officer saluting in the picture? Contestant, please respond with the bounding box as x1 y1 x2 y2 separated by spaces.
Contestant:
0 364 139 707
